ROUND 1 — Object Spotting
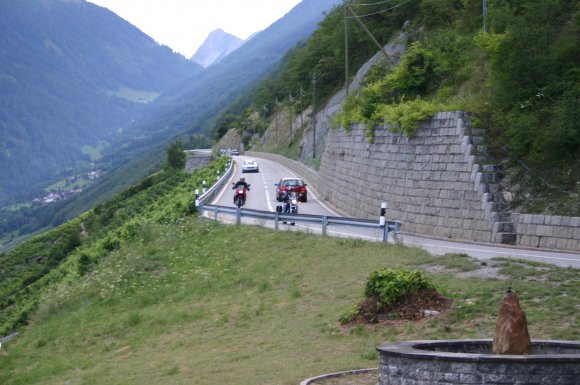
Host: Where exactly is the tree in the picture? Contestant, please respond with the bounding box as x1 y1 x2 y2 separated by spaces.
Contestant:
166 141 186 170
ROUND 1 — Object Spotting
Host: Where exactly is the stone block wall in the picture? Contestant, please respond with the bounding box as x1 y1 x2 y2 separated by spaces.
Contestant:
318 111 500 244
185 150 213 173
515 214 580 251
248 111 580 253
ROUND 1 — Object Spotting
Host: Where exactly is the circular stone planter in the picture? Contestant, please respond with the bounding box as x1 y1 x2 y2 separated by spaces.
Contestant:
377 339 580 385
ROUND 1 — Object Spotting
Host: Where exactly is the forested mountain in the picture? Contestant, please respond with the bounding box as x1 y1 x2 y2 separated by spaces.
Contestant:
0 0 200 205
62 0 346 204
133 0 344 142
56 0 344 208
0 0 343 246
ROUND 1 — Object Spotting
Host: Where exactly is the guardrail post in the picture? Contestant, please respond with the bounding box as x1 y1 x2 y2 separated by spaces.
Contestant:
322 216 327 236
383 223 389 244
274 211 279 230
214 207 219 220
236 208 241 225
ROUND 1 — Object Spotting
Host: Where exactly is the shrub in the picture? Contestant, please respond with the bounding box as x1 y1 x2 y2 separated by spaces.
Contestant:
364 267 434 310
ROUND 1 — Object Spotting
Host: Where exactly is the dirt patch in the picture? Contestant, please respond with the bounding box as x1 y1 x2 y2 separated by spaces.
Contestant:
345 288 454 325
422 263 509 280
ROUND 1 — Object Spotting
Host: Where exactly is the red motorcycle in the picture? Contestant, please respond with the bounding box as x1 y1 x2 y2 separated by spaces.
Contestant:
232 184 250 208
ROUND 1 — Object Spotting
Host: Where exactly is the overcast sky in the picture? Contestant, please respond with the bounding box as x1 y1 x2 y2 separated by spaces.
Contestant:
88 0 303 58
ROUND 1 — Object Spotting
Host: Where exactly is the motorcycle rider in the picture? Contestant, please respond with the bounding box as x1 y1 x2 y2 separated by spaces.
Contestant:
232 177 250 204
279 191 297 213
279 191 291 213
233 177 249 190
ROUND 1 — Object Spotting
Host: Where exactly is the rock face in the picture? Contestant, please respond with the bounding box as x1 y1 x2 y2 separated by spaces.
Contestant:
191 29 244 68
493 289 532 355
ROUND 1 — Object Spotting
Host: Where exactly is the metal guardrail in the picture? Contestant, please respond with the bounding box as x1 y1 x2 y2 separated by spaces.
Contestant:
199 204 402 244
194 156 403 243
195 157 235 206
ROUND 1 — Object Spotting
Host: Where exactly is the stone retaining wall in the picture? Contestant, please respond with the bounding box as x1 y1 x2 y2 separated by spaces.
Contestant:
248 111 580 253
318 112 502 244
514 214 580 251
185 151 213 173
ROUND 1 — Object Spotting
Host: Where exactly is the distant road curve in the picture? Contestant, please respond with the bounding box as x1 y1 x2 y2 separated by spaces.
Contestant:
214 154 580 269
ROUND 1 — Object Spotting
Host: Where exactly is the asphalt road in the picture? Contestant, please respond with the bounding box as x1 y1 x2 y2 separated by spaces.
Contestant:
209 155 580 269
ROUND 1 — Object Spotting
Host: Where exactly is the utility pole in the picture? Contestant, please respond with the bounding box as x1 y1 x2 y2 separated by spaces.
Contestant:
288 92 295 140
299 86 305 132
312 73 317 159
344 1 349 95
483 0 488 73
275 97 279 145
483 0 488 33
345 3 391 64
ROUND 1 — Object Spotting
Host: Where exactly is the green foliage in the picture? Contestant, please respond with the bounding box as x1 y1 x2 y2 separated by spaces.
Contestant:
165 141 186 170
332 0 578 198
375 97 452 137
0 156 228 335
334 29 473 137
364 267 434 309
481 0 579 189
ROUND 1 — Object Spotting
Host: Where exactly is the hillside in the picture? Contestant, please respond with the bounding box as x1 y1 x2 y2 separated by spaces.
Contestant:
0 156 577 384
0 0 201 205
213 0 579 215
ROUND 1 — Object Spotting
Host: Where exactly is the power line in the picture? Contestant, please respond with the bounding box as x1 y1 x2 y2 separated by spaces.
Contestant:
347 0 414 18
355 0 398 6
345 2 392 63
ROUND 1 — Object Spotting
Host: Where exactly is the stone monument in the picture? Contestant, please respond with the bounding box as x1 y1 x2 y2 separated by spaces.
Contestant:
492 287 532 355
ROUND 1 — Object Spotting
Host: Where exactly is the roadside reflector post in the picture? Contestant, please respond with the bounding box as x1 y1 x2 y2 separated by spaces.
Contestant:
379 202 387 226
195 189 200 207
380 202 388 244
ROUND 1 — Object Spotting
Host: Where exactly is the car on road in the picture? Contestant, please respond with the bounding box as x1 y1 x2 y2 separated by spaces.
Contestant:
241 159 259 173
275 177 307 202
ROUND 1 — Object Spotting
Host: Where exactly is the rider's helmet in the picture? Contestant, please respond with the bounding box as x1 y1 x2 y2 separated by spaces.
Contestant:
240 177 245 182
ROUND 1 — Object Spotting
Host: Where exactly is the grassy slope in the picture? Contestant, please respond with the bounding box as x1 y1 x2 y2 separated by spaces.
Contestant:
1 218 578 385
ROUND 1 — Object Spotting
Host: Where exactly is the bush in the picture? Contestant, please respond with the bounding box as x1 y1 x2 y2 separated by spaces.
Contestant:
364 267 434 310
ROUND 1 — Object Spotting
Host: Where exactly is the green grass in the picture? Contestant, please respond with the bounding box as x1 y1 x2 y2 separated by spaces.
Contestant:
1 219 578 385
111 87 159 104
81 141 109 162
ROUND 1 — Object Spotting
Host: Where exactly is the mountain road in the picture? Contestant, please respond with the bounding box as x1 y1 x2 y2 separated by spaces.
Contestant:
207 155 580 269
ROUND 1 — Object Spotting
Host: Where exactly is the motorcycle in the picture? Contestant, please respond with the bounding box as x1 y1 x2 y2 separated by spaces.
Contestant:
277 191 298 225
232 184 250 208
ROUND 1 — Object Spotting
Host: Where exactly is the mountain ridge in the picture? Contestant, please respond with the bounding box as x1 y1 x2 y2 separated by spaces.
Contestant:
0 0 343 245
190 28 245 68
0 0 201 204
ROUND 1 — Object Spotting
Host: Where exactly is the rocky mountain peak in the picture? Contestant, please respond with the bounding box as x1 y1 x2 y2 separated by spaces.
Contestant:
190 28 245 68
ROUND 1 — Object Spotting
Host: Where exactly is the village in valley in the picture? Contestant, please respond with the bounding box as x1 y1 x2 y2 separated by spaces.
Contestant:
33 170 102 205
